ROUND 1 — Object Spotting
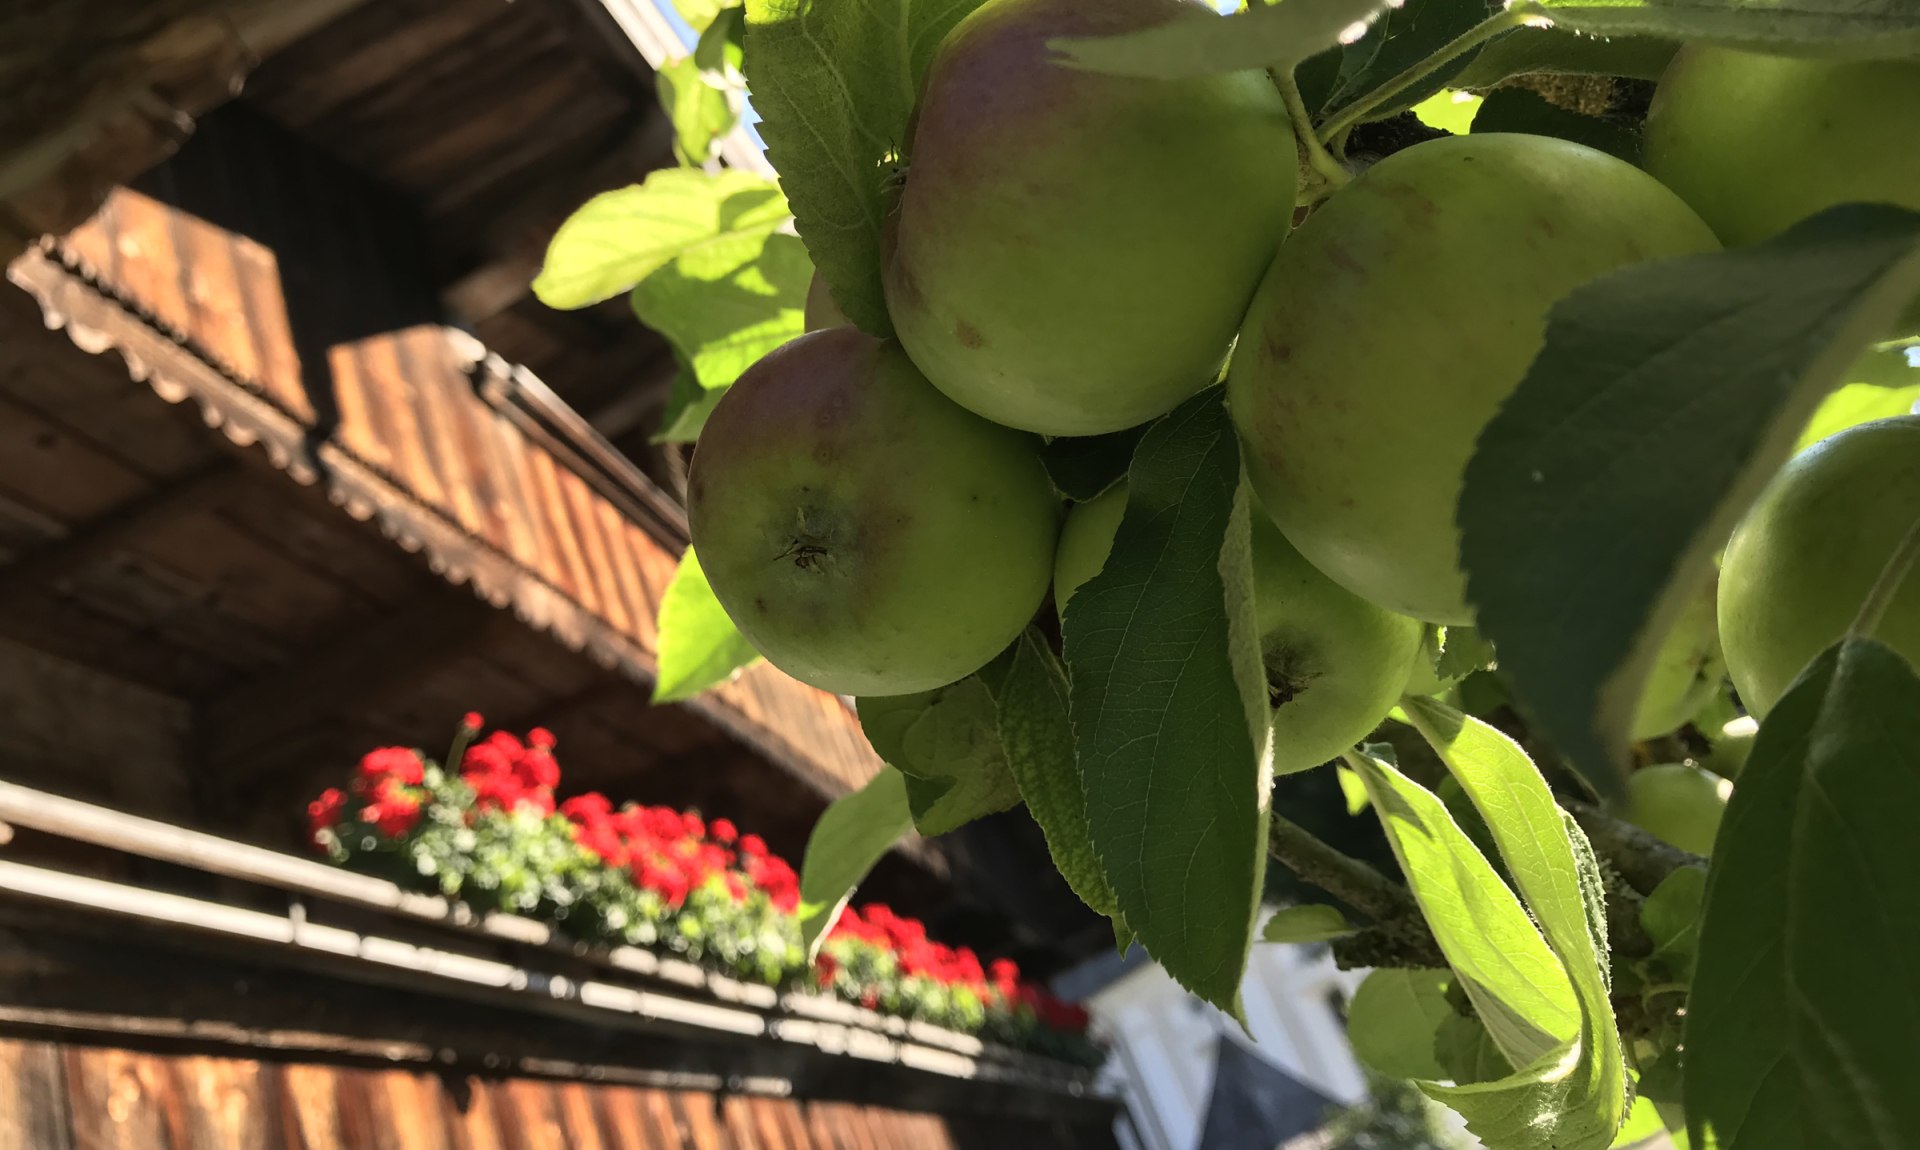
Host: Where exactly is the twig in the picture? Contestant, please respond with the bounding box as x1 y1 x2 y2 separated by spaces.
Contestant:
1274 68 1349 195
1564 801 1705 897
1315 9 1532 146
1270 802 1661 972
1268 812 1413 922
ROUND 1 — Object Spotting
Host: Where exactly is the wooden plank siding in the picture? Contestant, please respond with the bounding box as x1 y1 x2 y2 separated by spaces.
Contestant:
8 187 887 800
0 1037 1109 1150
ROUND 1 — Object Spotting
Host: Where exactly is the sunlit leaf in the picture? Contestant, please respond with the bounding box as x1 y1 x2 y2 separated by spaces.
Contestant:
629 230 810 392
657 56 736 166
533 169 789 310
652 547 762 703
1054 0 1391 79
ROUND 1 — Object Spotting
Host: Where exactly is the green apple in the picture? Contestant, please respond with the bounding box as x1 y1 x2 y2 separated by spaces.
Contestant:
804 271 849 332
1719 415 1920 718
1625 763 1731 857
1701 715 1757 781
883 0 1297 436
688 328 1060 695
1631 575 1726 740
1228 133 1717 623
1055 484 1423 773
1643 49 1920 248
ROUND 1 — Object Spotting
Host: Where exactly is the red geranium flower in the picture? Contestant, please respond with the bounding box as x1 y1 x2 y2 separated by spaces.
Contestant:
709 817 738 844
355 747 424 792
306 787 348 849
739 833 768 859
360 781 423 838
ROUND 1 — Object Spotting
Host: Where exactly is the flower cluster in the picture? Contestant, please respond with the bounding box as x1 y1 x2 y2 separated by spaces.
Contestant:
461 719 560 815
560 794 799 916
304 715 1097 1063
821 904 1091 1051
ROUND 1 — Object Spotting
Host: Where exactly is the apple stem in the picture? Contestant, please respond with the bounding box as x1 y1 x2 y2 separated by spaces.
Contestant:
1314 9 1534 147
1275 69 1350 197
1848 511 1920 640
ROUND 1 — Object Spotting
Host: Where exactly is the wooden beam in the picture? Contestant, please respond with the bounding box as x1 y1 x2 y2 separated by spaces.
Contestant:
1 0 372 256
0 460 242 606
0 905 1119 1124
197 590 498 765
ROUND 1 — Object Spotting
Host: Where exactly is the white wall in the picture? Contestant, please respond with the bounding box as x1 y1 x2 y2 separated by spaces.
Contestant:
1084 914 1369 1150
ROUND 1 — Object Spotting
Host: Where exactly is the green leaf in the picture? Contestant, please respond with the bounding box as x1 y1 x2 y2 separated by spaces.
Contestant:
1514 0 1920 57
1347 746 1577 1071
1371 694 1634 1149
672 0 726 34
532 168 790 310
1469 86 1639 163
857 676 1021 838
1614 1096 1670 1148
1640 865 1707 981
1262 904 1357 944
1794 380 1920 454
742 0 983 335
1321 0 1496 121
1459 205 1920 800
899 677 1022 836
1054 0 1392 79
695 5 745 75
1686 638 1920 1149
1436 1011 1515 1085
1000 630 1119 919
1063 390 1271 1014
1336 764 1372 815
1434 626 1496 682
1410 89 1484 134
629 229 810 392
1040 425 1149 503
855 692 926 769
796 766 913 956
653 356 726 443
1449 26 1678 87
1347 968 1456 1080
1793 345 1920 453
657 56 737 167
652 547 763 703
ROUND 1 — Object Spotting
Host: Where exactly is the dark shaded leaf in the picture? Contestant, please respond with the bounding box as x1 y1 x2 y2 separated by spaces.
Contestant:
796 767 913 955
1063 390 1270 1014
1686 638 1920 1149
1460 206 1920 800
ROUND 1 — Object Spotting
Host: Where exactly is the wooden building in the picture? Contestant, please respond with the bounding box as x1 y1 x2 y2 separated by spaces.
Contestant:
0 1 1117 1144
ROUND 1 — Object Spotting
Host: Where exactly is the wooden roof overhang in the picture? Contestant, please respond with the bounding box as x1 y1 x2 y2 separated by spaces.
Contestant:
4 186 893 812
0 0 1113 965
1 0 371 257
